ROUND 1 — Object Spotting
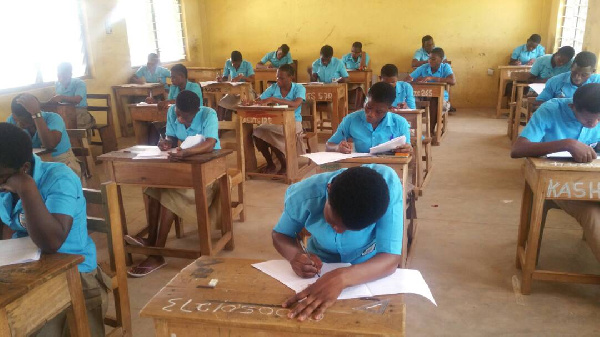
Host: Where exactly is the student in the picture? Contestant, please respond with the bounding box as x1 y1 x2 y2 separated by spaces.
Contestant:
412 35 445 68
308 45 349 83
326 82 413 154
530 46 576 81
125 90 221 277
252 64 306 174
509 34 545 66
131 53 171 89
0 122 107 336
379 64 416 109
257 44 293 69
146 64 202 110
8 93 81 177
272 164 403 321
220 51 255 83
50 62 95 129
342 42 370 109
511 83 600 261
537 51 600 102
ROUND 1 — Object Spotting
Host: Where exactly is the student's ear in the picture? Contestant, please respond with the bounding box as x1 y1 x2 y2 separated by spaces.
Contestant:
21 161 31 175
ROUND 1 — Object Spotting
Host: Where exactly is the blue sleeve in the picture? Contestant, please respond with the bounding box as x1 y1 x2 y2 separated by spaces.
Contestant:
260 52 270 64
273 187 308 238
530 59 543 77
412 49 421 60
167 86 176 100
538 46 546 57
444 64 454 76
511 46 520 60
410 67 422 79
371 165 403 255
160 67 171 78
246 61 255 76
73 80 86 100
284 53 293 64
536 80 555 102
165 106 177 137
399 117 411 144
327 114 351 144
405 83 416 109
222 62 230 77
45 113 67 133
311 59 319 74
342 54 350 68
296 84 306 101
135 66 145 78
339 62 349 78
44 173 79 218
519 103 550 141
190 83 203 103
365 53 370 66
260 84 276 99
202 109 219 146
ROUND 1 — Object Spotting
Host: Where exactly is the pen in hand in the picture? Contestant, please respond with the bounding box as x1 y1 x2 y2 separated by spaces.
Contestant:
299 239 321 278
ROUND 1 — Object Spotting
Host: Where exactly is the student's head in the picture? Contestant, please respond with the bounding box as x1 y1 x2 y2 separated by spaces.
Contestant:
351 42 363 58
276 44 290 59
57 62 73 84
147 53 160 69
174 90 200 126
231 51 243 68
10 93 38 130
570 51 597 86
324 166 390 232
428 47 445 69
380 64 399 86
320 45 334 66
553 46 576 67
170 64 188 86
570 83 600 128
364 82 395 125
422 35 435 53
276 64 294 87
526 34 542 51
0 122 33 184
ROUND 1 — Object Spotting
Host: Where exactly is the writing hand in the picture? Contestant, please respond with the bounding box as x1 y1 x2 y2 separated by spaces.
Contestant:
168 147 187 161
290 252 322 278
567 140 597 163
527 59 536 65
337 141 352 154
158 138 172 151
145 97 157 104
283 268 345 321
49 95 63 103
157 100 169 110
394 143 413 154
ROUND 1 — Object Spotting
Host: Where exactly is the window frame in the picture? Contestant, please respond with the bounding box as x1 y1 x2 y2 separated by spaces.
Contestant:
556 0 588 53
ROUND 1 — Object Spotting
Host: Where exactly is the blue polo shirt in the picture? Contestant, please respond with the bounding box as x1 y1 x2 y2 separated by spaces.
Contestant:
7 112 72 157
410 63 454 100
393 81 416 109
273 164 403 263
413 47 446 61
311 57 349 83
135 65 171 88
165 105 221 149
511 44 546 64
223 59 255 81
168 81 203 103
520 98 600 145
260 82 306 121
342 53 370 70
260 51 293 68
0 155 96 272
531 54 573 79
328 110 411 153
55 78 87 108
537 72 600 102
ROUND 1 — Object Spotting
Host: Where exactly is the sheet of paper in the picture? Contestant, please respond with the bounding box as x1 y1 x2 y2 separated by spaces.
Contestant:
33 148 46 154
369 136 406 154
547 151 572 158
301 152 372 165
242 104 289 108
136 102 157 106
0 236 41 267
180 134 206 150
131 146 170 160
200 81 219 87
528 83 546 95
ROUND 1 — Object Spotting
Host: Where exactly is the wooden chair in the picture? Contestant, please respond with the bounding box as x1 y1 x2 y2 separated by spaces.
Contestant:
301 99 319 153
220 117 245 222
88 94 118 154
84 182 132 336
67 128 96 186
415 101 433 193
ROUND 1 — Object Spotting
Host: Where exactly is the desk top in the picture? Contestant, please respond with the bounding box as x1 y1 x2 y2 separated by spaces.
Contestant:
99 147 232 164
112 83 164 89
498 65 533 70
301 83 346 88
236 105 296 112
188 67 221 70
339 154 412 165
40 102 76 109
409 82 447 87
254 68 278 73
528 157 600 172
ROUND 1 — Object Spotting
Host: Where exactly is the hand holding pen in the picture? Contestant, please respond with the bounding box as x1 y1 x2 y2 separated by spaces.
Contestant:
291 238 323 278
157 133 172 151
337 130 352 154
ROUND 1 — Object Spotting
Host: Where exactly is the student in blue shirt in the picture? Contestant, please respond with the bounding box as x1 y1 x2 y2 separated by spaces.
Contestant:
412 35 445 68
0 122 107 336
272 165 403 321
252 64 306 174
537 51 600 102
509 34 545 65
125 91 221 277
529 46 575 81
308 45 349 83
326 82 413 154
50 62 95 129
220 51 255 83
146 64 203 110
342 41 370 110
257 44 293 69
379 64 416 109
131 53 171 89
511 84 600 262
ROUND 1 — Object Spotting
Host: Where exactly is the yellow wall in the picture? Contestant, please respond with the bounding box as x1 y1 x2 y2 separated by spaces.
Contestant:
583 0 600 68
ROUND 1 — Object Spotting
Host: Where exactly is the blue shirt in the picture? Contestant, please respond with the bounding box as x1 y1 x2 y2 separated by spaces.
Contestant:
410 63 454 100
0 155 96 272
168 81 203 103
520 98 600 145
55 78 87 108
223 59 255 81
273 164 403 263
392 81 416 109
260 51 293 68
165 105 221 149
342 53 370 69
530 54 573 79
328 110 411 153
260 82 306 121
413 47 446 61
511 44 546 64
537 72 600 102
311 57 349 83
7 112 72 157
135 65 171 88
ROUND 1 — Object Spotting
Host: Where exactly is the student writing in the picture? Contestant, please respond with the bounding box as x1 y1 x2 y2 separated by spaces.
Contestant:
537 51 600 102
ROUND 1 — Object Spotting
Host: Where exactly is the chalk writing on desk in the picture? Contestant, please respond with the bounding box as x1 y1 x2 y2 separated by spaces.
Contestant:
203 87 223 93
413 89 433 97
546 179 600 199
243 117 273 124
307 92 333 101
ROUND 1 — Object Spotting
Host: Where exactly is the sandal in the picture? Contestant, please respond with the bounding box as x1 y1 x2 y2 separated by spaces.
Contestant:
127 262 167 278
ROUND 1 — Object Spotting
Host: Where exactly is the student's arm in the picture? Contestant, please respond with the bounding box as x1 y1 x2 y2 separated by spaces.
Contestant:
169 138 216 160
405 84 416 109
511 137 597 163
411 59 427 67
535 84 554 102
509 47 522 65
509 58 522 66
256 53 270 69
336 63 349 83
272 231 323 278
52 81 85 105
131 67 146 84
17 96 62 150
359 52 366 70
326 117 352 153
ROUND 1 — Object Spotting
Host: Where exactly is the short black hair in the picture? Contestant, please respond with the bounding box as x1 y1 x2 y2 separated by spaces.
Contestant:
10 94 32 120
422 35 433 45
573 83 600 113
320 45 334 58
431 47 445 59
171 63 188 78
176 90 200 113
0 122 32 170
573 51 597 69
352 41 362 49
368 82 396 106
528 34 542 43
328 166 390 230
380 64 399 78
556 46 576 59
231 51 243 62
278 63 295 77
279 44 290 55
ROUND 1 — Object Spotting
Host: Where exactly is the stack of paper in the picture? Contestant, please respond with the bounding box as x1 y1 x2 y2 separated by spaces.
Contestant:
131 146 170 160
369 136 406 154
0 236 41 267
180 134 206 149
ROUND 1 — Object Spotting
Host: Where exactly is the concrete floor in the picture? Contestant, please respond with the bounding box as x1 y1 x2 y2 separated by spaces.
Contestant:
93 108 600 336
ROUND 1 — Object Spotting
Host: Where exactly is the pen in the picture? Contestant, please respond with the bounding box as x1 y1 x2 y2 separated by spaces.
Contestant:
299 239 321 278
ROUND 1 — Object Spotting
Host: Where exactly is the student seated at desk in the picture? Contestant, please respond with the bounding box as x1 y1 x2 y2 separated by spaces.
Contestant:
326 82 412 154
537 51 600 102
379 64 416 109
343 41 370 110
49 62 95 129
412 35 445 68
252 64 306 175
308 45 349 83
0 122 107 336
125 90 221 277
257 44 293 69
8 93 81 177
509 34 545 66
511 83 600 262
146 64 203 110
131 53 171 89
219 51 255 83
272 164 403 321
529 46 575 82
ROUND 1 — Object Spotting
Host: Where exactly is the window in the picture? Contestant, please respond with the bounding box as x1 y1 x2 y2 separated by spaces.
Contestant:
124 0 186 67
0 0 88 91
558 0 588 53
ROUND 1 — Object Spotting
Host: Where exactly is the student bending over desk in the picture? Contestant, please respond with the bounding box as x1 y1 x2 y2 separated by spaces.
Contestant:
412 35 445 68
343 41 370 109
529 46 575 82
257 44 293 69
509 34 545 66
49 62 96 129
272 164 403 321
131 53 171 89
220 50 255 83
308 45 349 83
0 122 108 336
146 64 203 110
379 64 416 109
511 83 600 262
537 51 600 102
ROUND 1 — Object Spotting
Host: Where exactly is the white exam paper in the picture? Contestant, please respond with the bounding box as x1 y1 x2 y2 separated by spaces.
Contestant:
528 83 546 95
0 236 41 267
132 146 170 160
547 151 572 158
369 136 406 154
301 152 372 165
180 134 206 150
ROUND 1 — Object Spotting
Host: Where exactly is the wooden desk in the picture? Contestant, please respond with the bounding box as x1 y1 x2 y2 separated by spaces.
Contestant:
112 84 166 137
200 82 253 110
140 256 405 336
347 69 373 92
98 147 234 262
0 254 90 337
507 82 530 142
41 102 77 129
516 157 600 294
496 65 532 118
410 82 447 145
129 104 169 145
254 68 277 94
188 67 221 83
303 83 348 132
392 109 427 194
236 106 313 184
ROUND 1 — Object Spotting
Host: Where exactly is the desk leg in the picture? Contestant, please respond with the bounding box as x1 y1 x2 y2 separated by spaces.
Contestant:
113 88 128 138
219 174 234 250
520 184 545 294
512 88 524 143
66 266 91 337
133 120 149 145
400 165 409 268
435 97 443 145
116 185 133 266
516 183 533 269
283 117 298 184
193 165 212 256
241 123 257 178
496 78 506 118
